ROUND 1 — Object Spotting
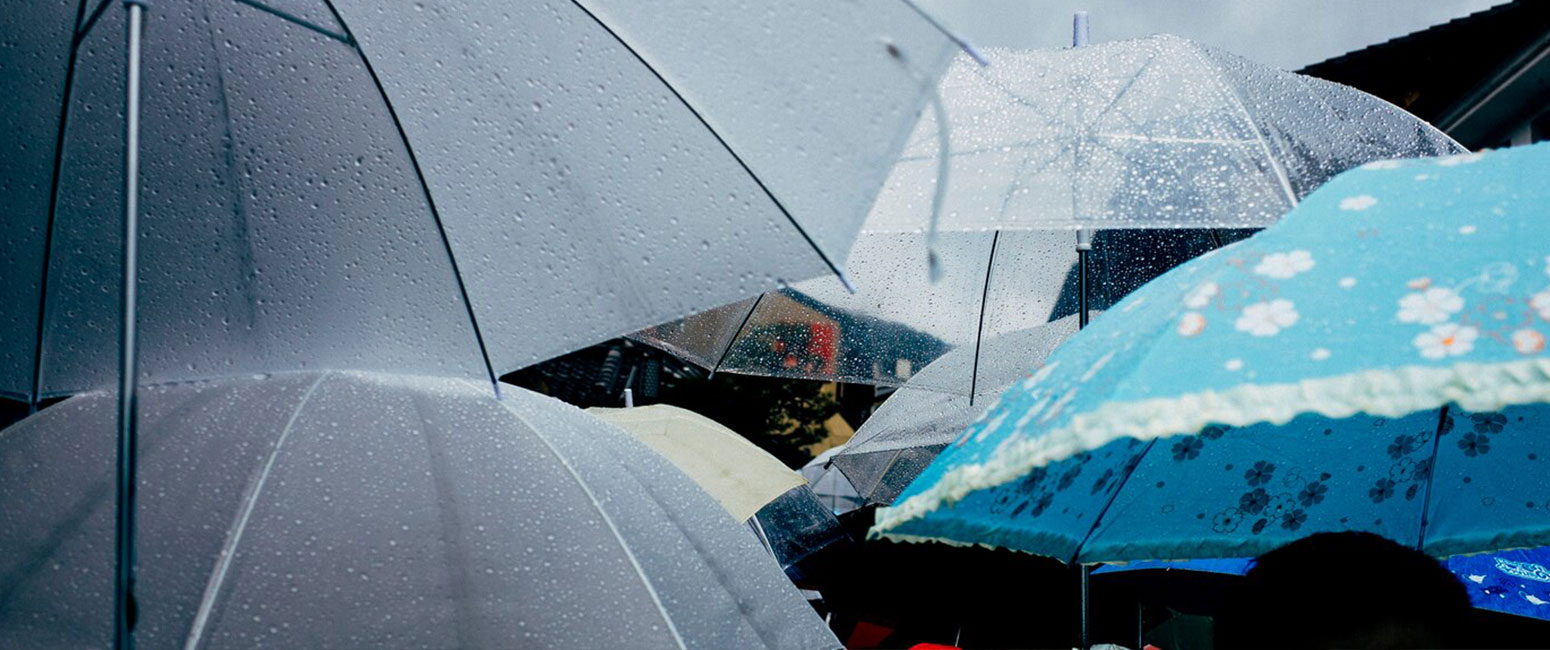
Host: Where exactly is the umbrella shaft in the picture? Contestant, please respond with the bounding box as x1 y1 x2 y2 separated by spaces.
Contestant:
1077 248 1089 329
116 2 145 649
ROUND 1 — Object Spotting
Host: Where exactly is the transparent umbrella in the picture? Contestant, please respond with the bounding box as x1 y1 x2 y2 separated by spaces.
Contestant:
633 35 1461 389
833 316 1079 506
0 371 842 649
801 446 865 516
0 0 960 404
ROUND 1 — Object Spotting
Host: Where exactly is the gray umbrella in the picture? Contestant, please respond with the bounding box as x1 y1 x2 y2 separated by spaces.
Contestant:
0 0 959 403
0 371 842 649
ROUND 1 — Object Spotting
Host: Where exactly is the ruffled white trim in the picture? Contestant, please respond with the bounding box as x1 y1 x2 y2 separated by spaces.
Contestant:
874 358 1550 534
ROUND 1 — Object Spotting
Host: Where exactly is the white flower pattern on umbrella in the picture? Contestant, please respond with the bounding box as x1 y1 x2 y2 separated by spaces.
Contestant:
1532 290 1550 321
1235 299 1299 337
1340 195 1378 211
1183 282 1219 308
1178 312 1206 337
1414 323 1478 359
1254 250 1314 279
1398 288 1464 324
1513 329 1546 355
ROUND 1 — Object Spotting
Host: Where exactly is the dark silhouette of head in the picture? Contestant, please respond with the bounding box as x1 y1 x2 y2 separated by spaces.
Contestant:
1214 532 1470 649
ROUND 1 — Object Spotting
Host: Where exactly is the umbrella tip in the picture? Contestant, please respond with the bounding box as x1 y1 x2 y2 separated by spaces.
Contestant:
837 269 858 294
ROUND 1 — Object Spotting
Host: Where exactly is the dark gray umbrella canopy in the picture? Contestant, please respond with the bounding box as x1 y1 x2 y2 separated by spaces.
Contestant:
0 372 842 649
0 0 956 402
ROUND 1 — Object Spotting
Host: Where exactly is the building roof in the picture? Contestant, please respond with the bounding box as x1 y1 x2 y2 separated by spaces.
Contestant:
1299 0 1550 147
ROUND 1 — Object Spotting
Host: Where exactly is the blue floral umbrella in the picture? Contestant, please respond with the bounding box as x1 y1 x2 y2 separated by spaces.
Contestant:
872 143 1550 564
1095 547 1550 621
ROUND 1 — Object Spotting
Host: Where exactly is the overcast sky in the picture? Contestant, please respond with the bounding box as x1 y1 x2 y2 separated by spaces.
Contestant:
918 0 1508 69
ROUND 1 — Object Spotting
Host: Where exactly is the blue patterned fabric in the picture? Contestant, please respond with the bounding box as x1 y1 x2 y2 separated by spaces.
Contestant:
874 143 1550 563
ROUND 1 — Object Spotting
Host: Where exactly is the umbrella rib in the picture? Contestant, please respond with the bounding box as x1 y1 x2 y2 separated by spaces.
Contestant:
231 0 352 44
1070 439 1157 564
184 372 330 650
76 0 111 41
967 230 1000 407
710 293 765 377
494 396 690 650
318 0 502 399
28 0 94 408
1414 405 1451 552
566 0 852 289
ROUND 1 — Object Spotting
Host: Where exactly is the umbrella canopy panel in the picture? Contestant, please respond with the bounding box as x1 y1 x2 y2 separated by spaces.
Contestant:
588 403 807 522
0 372 841 649
865 35 1463 233
0 0 956 401
833 317 1079 506
800 446 865 516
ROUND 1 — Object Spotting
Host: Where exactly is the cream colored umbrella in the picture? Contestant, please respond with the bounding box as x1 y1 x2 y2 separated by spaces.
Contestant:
589 404 806 522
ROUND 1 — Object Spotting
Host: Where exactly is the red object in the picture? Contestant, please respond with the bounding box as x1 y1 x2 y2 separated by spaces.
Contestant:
844 620 895 649
909 644 961 650
807 322 838 373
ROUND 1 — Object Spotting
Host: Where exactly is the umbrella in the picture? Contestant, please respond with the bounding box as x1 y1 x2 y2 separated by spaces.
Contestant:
588 404 806 521
588 403 850 577
632 35 1461 389
873 143 1550 565
1095 549 1550 621
0 371 842 649
0 0 961 404
832 317 1079 506
4 4 960 642
801 446 865 516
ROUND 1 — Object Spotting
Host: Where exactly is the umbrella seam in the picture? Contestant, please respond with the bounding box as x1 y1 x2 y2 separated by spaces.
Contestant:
493 395 690 650
316 0 502 399
1414 405 1450 551
566 0 851 288
711 293 766 377
1070 439 1157 564
230 0 351 43
968 230 1001 406
183 371 330 650
1181 42 1299 208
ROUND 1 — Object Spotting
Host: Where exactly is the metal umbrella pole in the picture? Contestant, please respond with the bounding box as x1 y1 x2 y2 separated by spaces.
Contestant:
115 1 147 648
1071 11 1094 649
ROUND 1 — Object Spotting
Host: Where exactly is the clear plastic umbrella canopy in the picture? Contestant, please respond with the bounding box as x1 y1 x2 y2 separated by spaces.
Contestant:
833 317 1079 506
867 34 1463 232
633 36 1461 388
0 0 957 403
0 372 842 649
800 447 865 516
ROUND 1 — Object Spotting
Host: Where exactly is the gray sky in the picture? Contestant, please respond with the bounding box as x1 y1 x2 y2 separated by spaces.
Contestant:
919 0 1508 69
